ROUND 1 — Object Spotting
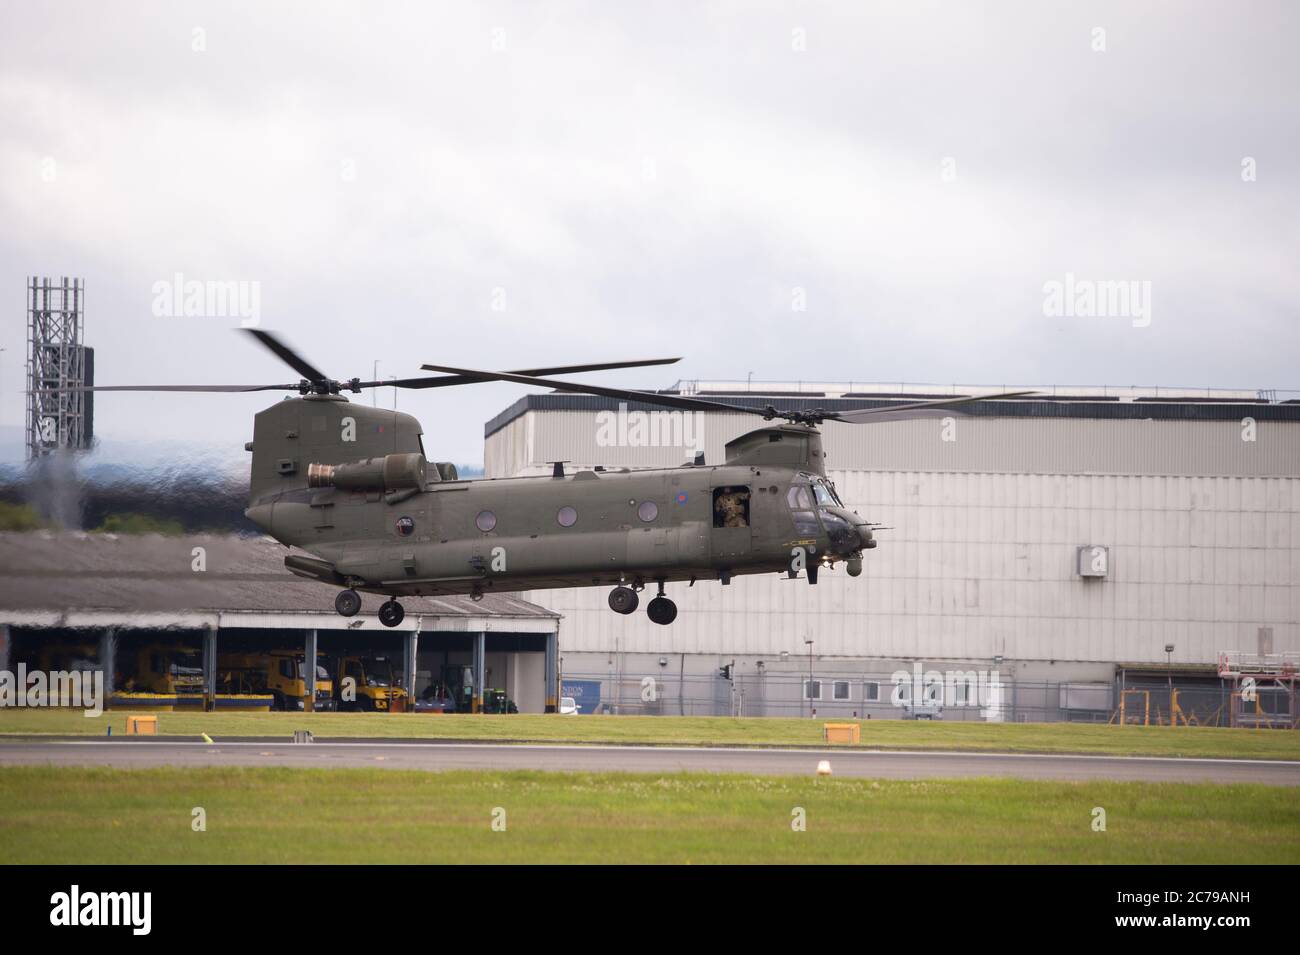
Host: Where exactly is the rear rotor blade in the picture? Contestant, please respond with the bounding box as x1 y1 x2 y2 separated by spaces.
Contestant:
31 328 332 395
365 356 683 391
243 328 329 382
416 363 772 416
29 383 302 394
30 354 686 397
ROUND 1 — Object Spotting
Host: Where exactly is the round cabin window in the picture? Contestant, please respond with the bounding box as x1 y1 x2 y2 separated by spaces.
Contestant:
475 510 497 532
557 506 578 527
637 501 659 523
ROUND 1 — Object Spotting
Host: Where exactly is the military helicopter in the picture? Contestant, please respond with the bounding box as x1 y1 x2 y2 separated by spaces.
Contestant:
63 330 1032 627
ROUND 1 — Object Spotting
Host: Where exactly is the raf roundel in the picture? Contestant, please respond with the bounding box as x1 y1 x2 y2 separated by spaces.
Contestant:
395 516 415 537
675 491 689 505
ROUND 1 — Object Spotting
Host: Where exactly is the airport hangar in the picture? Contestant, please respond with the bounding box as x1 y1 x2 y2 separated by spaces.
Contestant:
484 383 1300 723
0 532 560 713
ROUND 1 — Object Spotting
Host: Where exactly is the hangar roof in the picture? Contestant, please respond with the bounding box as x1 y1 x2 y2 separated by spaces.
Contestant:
485 389 1300 438
0 532 558 631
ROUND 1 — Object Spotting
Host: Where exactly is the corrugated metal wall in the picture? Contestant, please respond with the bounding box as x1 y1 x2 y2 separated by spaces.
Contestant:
487 408 1300 478
485 409 1299 665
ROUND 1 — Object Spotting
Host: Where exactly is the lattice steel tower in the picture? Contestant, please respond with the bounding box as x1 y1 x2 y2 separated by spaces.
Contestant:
26 276 94 459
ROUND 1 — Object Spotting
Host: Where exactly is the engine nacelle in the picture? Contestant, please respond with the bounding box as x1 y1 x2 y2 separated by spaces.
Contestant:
307 452 427 491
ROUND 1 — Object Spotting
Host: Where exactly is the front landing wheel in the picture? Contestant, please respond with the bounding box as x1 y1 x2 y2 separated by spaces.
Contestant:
378 599 405 628
646 596 677 626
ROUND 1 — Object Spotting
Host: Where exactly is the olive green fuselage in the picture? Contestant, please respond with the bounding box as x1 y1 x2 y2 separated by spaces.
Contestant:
244 395 867 598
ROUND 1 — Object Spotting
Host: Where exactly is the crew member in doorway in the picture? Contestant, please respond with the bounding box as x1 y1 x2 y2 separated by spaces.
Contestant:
713 487 751 528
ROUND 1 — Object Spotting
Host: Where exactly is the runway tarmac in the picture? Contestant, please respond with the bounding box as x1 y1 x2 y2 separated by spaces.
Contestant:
2 739 1298 784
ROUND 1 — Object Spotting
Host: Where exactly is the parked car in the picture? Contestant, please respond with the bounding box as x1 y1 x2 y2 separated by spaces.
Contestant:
414 681 458 713
559 696 580 715
902 700 944 720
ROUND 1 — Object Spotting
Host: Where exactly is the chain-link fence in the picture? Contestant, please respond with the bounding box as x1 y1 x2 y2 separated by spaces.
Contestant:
560 669 1297 727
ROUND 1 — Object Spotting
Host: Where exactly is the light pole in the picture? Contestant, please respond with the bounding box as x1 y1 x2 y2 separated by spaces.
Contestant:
805 638 815 718
1165 643 1175 726
779 650 789 716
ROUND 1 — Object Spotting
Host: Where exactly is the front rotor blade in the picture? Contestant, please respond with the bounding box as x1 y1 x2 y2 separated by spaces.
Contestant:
510 357 682 376
415 363 772 416
829 391 1038 423
243 328 328 382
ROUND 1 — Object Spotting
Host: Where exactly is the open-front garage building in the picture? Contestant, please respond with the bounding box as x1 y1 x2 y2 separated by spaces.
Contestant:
0 532 560 714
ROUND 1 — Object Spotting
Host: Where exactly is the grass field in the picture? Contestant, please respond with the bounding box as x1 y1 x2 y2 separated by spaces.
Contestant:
3 709 1299 761
1 765 1295 864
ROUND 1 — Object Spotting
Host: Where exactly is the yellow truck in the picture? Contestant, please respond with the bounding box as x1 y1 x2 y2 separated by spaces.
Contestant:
218 651 337 712
120 645 206 698
334 654 408 712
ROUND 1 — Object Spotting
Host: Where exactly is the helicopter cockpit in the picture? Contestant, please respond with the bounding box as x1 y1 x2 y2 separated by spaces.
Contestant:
787 475 865 551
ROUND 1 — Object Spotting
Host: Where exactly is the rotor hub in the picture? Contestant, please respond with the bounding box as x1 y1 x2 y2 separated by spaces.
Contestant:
298 377 363 396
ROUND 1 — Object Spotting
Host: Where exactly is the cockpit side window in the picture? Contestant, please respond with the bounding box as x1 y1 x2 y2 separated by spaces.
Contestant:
790 510 821 536
786 485 813 510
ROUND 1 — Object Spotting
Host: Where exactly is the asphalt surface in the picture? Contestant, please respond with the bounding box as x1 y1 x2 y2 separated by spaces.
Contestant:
1 739 1298 784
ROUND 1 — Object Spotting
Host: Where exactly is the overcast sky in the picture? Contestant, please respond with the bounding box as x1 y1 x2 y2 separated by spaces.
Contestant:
1 1 1297 467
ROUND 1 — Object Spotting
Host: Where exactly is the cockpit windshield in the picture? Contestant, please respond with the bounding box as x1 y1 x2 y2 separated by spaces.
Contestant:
813 479 842 507
788 477 844 511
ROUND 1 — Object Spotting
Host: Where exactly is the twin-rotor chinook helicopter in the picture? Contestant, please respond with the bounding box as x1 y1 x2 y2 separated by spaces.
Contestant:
68 330 1031 627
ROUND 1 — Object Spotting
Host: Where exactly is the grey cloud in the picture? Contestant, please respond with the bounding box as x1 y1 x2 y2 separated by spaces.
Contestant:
0 1 1296 465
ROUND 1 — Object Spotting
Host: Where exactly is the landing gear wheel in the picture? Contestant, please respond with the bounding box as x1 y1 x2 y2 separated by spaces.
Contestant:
646 596 677 626
378 599 405 628
608 586 639 615
335 589 362 617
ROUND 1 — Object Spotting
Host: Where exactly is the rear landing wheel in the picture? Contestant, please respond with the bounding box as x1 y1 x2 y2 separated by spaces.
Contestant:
378 599 405 628
646 596 677 626
335 589 361 617
608 586 639 615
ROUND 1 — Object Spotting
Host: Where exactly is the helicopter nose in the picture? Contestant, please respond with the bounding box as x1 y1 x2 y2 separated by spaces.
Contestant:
857 523 877 550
